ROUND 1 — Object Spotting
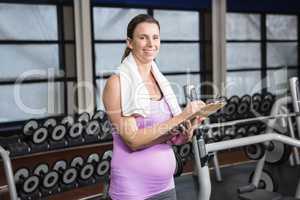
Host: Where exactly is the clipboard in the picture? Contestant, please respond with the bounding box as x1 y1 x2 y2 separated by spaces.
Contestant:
186 100 226 121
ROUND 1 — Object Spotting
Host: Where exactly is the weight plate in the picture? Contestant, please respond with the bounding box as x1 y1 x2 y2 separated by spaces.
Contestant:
174 150 183 177
53 160 67 171
43 118 57 129
96 160 110 176
61 116 74 127
265 141 291 165
23 120 38 136
244 144 265 160
33 127 48 144
43 171 59 189
23 175 39 194
87 153 100 163
33 163 49 176
51 125 66 141
71 156 84 167
179 143 191 158
14 168 29 183
62 167 77 185
69 123 83 138
86 120 101 135
249 169 277 192
80 164 94 180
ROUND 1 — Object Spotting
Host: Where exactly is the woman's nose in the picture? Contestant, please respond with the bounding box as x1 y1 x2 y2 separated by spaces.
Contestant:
147 39 153 47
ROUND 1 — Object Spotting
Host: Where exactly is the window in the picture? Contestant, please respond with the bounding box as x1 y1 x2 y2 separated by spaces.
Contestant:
226 13 298 96
226 13 262 96
0 3 68 122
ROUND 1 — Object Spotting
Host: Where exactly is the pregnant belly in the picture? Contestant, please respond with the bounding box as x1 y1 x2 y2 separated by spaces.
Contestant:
112 144 176 178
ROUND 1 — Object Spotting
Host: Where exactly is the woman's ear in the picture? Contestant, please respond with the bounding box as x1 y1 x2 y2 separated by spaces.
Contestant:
126 38 133 49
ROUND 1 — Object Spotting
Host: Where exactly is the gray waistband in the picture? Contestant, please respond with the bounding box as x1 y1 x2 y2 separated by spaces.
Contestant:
145 188 177 200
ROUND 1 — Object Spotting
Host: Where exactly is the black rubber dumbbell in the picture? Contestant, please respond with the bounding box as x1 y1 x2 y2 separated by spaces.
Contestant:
27 127 49 153
96 150 112 178
33 163 60 197
70 156 95 187
86 153 102 182
14 168 40 200
84 120 101 144
93 110 113 141
53 160 78 192
48 123 68 150
66 122 85 147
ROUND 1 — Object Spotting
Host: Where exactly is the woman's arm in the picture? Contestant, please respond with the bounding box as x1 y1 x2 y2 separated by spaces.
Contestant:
102 75 203 151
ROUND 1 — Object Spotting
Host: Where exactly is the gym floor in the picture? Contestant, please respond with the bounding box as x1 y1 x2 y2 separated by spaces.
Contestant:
175 161 300 200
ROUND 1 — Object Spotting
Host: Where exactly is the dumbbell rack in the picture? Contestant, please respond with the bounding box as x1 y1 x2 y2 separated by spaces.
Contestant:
0 145 18 200
0 139 113 200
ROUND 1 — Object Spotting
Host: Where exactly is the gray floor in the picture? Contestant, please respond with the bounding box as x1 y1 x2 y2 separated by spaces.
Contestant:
94 161 300 200
175 161 300 200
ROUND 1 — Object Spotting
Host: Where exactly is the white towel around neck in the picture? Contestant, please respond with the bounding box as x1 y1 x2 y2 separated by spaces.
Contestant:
119 53 182 117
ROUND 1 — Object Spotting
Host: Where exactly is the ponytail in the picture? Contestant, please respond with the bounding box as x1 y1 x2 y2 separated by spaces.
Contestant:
121 47 131 62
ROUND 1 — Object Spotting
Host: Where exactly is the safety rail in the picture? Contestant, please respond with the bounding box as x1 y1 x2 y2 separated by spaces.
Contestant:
0 145 18 200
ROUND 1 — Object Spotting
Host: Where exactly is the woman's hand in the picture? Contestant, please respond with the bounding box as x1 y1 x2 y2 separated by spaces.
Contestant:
182 116 204 142
182 100 206 120
168 115 204 145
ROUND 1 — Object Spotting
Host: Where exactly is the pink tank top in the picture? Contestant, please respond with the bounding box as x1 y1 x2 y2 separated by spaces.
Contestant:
109 97 177 200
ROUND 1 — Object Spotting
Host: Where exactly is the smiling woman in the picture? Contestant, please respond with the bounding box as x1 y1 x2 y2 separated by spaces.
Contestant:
102 14 206 200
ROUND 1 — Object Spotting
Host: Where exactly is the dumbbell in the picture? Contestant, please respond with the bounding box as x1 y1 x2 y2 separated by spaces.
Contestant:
70 156 94 187
69 113 89 145
53 160 78 191
237 95 251 119
178 143 192 160
260 93 275 115
27 127 49 153
84 120 102 144
93 110 113 140
247 124 260 136
48 123 68 150
223 96 239 121
24 119 51 153
96 150 112 178
14 168 40 199
61 115 74 127
33 163 60 197
66 122 85 147
77 112 90 127
250 93 262 116
86 153 102 182
93 110 108 122
211 128 223 142
222 126 236 140
235 125 248 138
173 149 184 177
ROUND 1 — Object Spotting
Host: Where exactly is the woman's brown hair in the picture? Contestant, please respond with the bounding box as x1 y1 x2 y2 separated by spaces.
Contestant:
121 14 160 62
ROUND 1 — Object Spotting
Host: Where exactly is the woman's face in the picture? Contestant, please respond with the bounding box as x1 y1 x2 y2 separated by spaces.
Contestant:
127 22 160 64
